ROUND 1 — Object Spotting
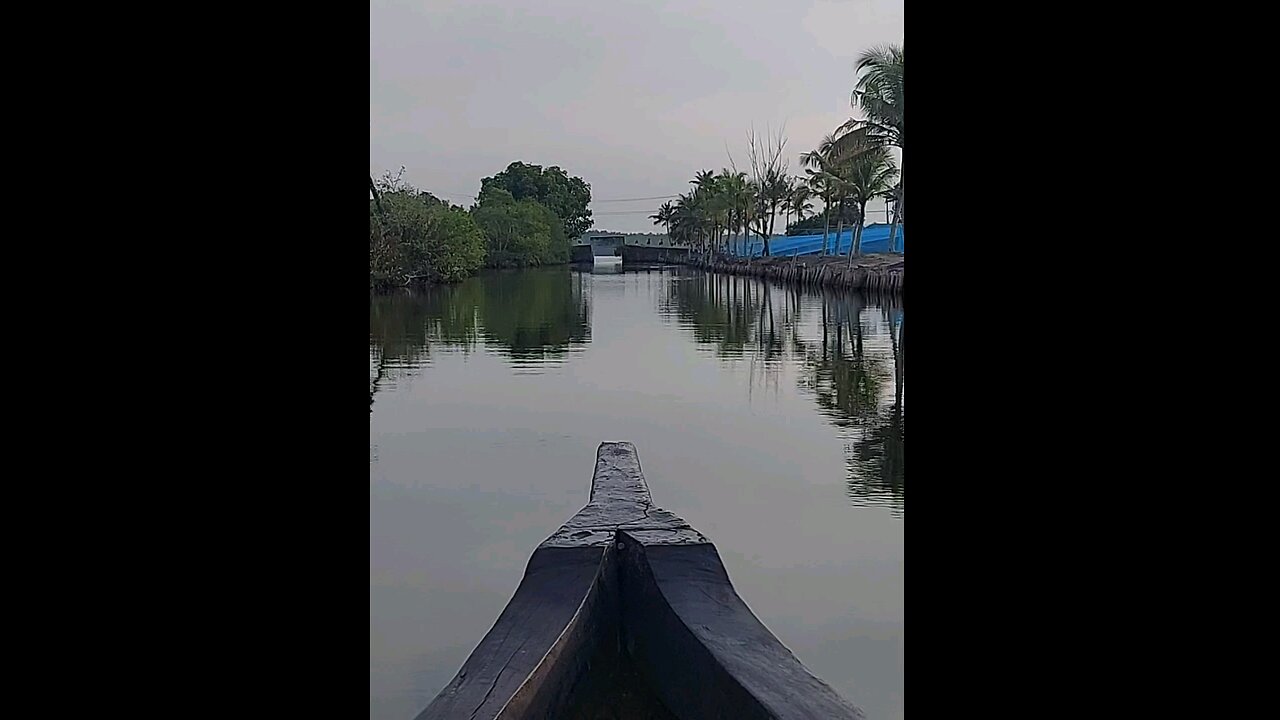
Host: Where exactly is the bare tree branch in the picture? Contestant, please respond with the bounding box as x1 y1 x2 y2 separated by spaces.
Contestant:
745 125 789 257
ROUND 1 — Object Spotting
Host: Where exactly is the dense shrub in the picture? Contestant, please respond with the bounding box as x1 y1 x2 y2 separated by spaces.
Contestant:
370 186 486 290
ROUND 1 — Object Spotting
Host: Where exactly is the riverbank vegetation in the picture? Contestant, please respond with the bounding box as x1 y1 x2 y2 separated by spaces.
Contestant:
370 162 592 291
654 44 903 259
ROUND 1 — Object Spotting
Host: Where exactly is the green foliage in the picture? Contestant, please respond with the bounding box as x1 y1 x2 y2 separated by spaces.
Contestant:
787 215 835 235
370 170 486 289
843 44 904 151
478 161 593 239
471 189 570 268
836 44 904 252
419 204 487 281
370 161 587 289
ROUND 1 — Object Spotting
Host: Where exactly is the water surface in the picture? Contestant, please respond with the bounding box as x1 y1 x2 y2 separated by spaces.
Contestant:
370 265 903 719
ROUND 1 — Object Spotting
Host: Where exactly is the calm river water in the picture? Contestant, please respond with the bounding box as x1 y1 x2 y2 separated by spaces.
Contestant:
370 262 904 719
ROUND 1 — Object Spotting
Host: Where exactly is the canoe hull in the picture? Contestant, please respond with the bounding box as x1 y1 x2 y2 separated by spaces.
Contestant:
415 443 864 720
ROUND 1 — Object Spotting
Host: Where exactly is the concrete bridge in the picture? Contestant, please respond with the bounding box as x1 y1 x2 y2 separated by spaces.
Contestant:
572 233 690 265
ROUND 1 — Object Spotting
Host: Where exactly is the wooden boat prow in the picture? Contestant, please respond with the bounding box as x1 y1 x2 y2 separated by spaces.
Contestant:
416 442 864 720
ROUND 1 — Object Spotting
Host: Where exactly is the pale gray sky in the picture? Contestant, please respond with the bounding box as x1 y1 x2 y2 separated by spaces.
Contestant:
371 0 903 233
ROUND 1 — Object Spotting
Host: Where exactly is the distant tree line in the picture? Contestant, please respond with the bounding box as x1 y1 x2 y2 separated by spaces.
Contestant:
370 161 592 291
653 43 903 258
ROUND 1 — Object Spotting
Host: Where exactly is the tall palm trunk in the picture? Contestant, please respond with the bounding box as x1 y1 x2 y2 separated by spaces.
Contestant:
761 210 772 257
886 162 903 253
848 200 867 262
821 200 832 256
834 211 845 261
838 197 851 255
857 202 867 256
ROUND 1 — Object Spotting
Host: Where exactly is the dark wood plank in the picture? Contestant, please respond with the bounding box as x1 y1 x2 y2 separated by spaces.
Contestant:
619 532 865 720
415 546 604 720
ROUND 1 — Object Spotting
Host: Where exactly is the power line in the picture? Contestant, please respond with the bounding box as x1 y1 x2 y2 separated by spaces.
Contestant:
415 189 681 203
592 194 679 203
592 209 662 215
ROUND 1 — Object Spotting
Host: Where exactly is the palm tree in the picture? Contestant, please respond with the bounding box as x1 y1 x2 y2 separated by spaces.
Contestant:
834 176 852 258
844 146 898 260
685 171 724 255
650 201 675 240
812 165 850 258
787 182 813 230
805 157 854 256
707 172 735 255
750 167 789 257
719 171 751 257
838 44 904 252
779 176 795 230
801 133 845 255
802 169 830 256
735 181 758 257
671 191 707 255
882 181 901 226
744 128 790 258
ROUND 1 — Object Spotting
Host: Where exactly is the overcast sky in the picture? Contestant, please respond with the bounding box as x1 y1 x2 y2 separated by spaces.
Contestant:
371 0 903 234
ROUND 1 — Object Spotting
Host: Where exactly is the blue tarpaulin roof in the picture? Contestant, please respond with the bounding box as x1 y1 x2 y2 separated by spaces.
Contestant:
731 223 905 257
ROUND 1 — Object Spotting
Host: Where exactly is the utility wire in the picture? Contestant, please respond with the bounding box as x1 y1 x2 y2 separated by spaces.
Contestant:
422 191 680 203
591 194 679 203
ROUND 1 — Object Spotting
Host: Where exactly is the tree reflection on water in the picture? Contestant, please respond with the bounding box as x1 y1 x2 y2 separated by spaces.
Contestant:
369 268 591 408
663 270 903 515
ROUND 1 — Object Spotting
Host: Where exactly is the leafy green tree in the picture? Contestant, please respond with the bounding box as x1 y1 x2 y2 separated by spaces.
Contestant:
478 161 593 238
471 189 570 267
786 214 827 235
